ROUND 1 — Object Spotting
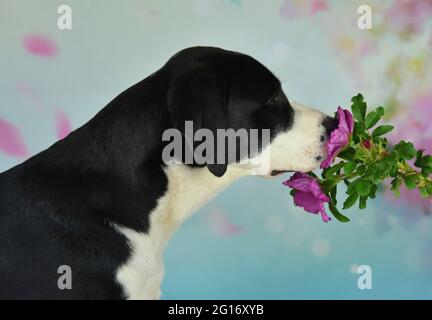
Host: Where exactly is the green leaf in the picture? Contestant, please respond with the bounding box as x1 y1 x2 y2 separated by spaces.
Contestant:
393 141 417 160
419 186 429 198
356 165 367 176
290 189 296 196
353 123 368 143
382 152 396 164
376 106 385 115
423 155 432 167
369 184 378 199
343 162 356 175
351 94 367 122
323 162 345 178
322 178 338 192
391 178 402 197
338 147 356 161
356 179 371 196
353 121 366 134
372 125 394 137
389 165 398 177
403 175 418 190
374 160 391 180
414 150 424 168
346 178 361 194
343 192 359 209
330 185 337 205
364 166 376 179
365 107 384 129
422 167 432 176
329 202 350 222
364 111 376 128
359 196 368 209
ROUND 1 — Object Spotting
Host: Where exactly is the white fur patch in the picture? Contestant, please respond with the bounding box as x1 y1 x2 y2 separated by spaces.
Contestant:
267 99 328 173
115 165 246 300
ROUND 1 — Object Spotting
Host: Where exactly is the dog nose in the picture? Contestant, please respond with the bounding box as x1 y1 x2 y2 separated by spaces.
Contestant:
322 116 339 138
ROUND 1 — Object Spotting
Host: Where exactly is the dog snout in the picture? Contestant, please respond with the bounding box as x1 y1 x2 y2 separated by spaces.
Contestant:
322 116 339 138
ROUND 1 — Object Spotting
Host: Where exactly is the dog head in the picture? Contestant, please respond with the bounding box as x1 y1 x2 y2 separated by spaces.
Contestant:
164 47 338 177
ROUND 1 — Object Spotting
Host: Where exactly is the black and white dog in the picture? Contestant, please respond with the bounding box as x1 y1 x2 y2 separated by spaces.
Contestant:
0 47 337 299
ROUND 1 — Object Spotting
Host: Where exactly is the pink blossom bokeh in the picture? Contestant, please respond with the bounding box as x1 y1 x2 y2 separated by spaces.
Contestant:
279 0 329 19
208 210 244 236
55 109 72 140
386 0 432 34
0 118 29 157
22 34 58 58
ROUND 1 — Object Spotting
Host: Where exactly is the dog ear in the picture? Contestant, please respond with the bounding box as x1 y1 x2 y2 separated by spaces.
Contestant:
167 68 229 177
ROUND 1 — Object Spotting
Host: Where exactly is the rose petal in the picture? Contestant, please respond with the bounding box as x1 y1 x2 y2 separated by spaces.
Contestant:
283 172 314 191
319 206 332 223
337 107 351 134
344 109 354 133
310 180 330 202
320 107 353 168
293 191 322 214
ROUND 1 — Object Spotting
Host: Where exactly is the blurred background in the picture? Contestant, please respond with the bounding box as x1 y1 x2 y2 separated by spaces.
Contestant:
1 0 432 299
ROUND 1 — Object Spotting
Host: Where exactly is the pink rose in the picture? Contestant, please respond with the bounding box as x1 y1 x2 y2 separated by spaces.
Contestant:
283 173 331 223
321 107 354 169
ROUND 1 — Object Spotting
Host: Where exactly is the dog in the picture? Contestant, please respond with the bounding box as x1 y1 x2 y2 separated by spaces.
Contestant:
0 46 338 299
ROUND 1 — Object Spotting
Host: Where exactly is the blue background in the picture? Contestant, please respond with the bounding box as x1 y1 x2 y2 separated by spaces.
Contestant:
1 0 431 299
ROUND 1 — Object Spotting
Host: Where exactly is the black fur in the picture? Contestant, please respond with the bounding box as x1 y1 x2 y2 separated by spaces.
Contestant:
0 46 294 299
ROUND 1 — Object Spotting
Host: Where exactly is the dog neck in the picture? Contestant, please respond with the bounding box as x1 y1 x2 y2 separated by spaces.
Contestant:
115 164 247 299
156 164 247 228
